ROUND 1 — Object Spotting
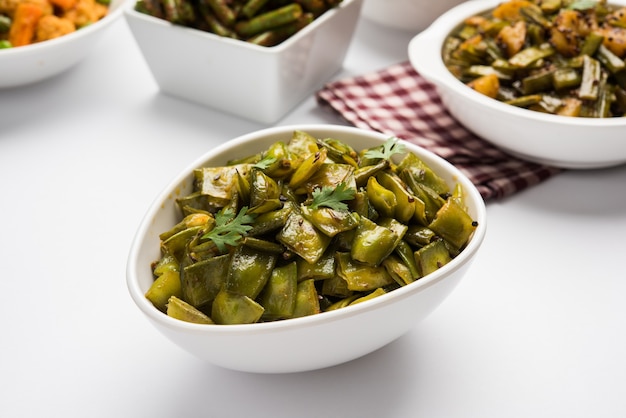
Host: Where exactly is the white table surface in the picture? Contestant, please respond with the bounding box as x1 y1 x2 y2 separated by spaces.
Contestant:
1 13 625 418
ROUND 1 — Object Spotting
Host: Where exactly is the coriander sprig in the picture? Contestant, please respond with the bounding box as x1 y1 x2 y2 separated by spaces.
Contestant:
252 156 277 170
364 137 406 161
201 206 255 252
310 182 356 211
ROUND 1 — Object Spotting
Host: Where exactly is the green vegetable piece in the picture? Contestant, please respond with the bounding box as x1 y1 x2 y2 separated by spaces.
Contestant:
287 130 320 159
249 168 281 212
354 159 389 188
394 240 420 281
350 190 378 220
159 213 212 241
428 197 476 251
241 236 285 254
203 0 237 26
226 245 277 299
194 164 252 208
292 279 321 318
296 251 336 281
376 171 416 224
298 163 356 197
580 32 604 56
248 13 314 47
288 147 327 189
366 176 396 218
0 40 12 49
522 69 555 94
505 94 543 107
259 141 295 178
211 290 264 325
152 253 179 276
336 252 395 292
579 55 602 100
181 253 231 308
236 3 302 37
258 262 297 320
318 138 359 167
382 255 414 286
145 270 182 312
301 205 358 237
276 209 331 264
167 296 214 324
350 288 386 305
351 216 399 266
414 241 452 277
404 225 437 247
396 152 449 196
321 274 352 298
161 226 203 260
248 203 293 236
595 44 626 74
508 44 555 68
552 67 582 90
326 294 360 311
241 0 269 18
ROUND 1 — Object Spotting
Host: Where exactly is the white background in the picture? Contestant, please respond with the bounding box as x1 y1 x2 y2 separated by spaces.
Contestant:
1 11 625 418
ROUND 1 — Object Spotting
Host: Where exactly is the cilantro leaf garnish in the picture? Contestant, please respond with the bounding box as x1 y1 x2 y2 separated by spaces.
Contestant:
201 206 255 252
364 137 406 160
253 156 277 170
310 182 356 211
568 0 597 10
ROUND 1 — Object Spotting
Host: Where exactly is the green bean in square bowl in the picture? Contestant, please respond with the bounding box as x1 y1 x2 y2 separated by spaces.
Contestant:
409 0 626 169
126 124 487 373
124 0 362 124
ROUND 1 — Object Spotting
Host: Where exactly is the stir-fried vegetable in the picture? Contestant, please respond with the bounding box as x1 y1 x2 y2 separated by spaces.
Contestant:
443 0 626 117
0 0 109 48
145 131 478 325
134 0 343 47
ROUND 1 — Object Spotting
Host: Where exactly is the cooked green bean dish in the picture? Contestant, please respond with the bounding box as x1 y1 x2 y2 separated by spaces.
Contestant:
135 0 343 46
146 131 478 325
443 0 626 117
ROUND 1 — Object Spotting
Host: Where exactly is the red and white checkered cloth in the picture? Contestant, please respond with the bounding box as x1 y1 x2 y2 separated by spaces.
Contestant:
316 61 563 201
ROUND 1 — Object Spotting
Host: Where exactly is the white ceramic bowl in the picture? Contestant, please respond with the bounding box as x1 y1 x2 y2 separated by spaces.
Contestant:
124 1 362 124
126 124 487 373
361 0 467 32
0 0 126 89
408 0 626 169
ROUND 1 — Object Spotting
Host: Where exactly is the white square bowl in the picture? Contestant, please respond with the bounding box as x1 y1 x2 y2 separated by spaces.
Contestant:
124 0 363 124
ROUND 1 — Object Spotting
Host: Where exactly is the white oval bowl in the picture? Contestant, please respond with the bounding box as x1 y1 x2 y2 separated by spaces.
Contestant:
126 124 487 373
361 0 467 32
0 0 126 89
408 0 626 169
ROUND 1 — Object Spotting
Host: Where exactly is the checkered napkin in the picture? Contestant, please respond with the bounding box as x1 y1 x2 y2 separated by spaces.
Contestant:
316 61 563 200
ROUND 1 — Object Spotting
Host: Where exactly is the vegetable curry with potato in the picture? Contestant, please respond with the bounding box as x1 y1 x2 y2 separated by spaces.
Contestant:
443 0 626 117
145 131 478 326
0 0 109 48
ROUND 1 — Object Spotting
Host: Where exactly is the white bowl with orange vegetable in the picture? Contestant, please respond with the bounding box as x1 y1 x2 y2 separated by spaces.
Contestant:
0 0 126 88
409 0 626 169
126 124 487 373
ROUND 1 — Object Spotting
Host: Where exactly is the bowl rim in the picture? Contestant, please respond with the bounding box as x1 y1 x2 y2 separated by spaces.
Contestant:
123 0 360 54
408 0 626 127
0 0 127 59
126 124 487 336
